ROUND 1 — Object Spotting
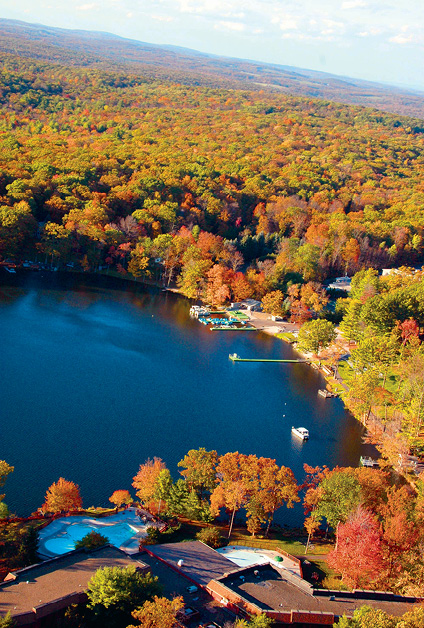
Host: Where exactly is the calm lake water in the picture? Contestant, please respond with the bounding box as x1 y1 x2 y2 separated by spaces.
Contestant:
0 271 373 525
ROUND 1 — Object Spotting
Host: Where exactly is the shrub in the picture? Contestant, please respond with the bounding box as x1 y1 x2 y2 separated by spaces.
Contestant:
196 526 224 548
75 531 109 550
145 526 161 544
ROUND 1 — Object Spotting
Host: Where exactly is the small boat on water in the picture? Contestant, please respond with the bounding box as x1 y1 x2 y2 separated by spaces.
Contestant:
292 426 309 440
318 389 337 398
360 456 379 468
189 305 210 317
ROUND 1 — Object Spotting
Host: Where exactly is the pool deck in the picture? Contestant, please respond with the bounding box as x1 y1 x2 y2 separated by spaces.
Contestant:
38 508 157 558
217 545 302 577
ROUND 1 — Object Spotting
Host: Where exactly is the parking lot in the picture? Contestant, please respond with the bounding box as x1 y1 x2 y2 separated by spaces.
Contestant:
140 552 236 627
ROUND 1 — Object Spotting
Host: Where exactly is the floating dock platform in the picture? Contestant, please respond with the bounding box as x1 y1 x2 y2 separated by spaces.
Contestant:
229 353 307 363
212 326 256 331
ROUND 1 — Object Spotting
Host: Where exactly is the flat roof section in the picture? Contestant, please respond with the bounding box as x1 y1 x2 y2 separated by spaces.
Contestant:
0 545 148 621
145 541 239 586
217 565 423 618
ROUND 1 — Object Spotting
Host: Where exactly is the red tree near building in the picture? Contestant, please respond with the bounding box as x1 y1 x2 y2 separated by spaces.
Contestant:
327 506 383 589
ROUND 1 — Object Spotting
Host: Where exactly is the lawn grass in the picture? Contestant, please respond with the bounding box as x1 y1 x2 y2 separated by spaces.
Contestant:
228 529 332 556
147 516 335 557
276 332 296 343
336 360 355 386
83 506 117 516
302 558 343 589
337 361 399 395
383 372 399 395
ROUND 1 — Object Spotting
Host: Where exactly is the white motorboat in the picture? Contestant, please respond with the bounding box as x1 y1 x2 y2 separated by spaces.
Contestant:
291 426 309 440
360 456 379 468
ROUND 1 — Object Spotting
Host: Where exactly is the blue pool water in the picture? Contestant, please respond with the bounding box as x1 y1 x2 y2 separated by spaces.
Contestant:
217 547 281 568
38 511 146 556
44 522 137 554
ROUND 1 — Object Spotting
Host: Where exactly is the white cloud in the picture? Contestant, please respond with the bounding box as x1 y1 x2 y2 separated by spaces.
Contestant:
152 14 174 22
358 26 382 37
176 0 244 18
76 3 97 10
389 33 413 44
321 18 345 35
148 0 423 50
214 20 246 32
271 11 298 32
341 0 367 8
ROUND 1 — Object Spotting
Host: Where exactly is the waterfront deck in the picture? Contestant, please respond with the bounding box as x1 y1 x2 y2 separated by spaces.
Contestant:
211 326 256 331
229 353 307 363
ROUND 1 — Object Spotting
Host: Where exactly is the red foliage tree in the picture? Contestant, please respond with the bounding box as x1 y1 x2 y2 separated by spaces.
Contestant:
397 318 419 347
327 506 384 589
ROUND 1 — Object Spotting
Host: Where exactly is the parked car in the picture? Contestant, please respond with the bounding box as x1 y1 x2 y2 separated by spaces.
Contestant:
177 606 201 623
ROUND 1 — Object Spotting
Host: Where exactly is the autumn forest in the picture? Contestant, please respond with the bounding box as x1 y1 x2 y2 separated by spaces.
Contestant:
1 46 424 296
2 20 424 628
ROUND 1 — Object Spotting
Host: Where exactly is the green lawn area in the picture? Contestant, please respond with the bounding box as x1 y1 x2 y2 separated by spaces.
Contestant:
231 310 250 321
337 360 399 394
336 360 355 386
302 558 344 589
383 372 399 394
228 529 332 557
156 520 333 556
276 332 296 343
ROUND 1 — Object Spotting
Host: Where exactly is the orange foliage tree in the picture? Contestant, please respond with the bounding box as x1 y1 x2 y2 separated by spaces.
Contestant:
41 477 82 513
109 490 133 509
132 458 167 508
210 452 250 538
129 595 184 628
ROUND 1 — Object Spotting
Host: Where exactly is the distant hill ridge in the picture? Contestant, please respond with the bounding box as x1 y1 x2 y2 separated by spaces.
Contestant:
1 17 424 119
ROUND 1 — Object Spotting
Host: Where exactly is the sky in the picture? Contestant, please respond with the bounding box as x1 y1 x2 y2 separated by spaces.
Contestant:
0 0 423 90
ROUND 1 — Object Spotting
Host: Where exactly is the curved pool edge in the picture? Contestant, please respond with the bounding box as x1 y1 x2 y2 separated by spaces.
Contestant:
37 509 152 558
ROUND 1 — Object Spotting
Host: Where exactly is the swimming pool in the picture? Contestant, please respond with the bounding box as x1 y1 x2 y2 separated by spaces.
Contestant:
217 546 281 568
216 545 301 576
38 509 151 557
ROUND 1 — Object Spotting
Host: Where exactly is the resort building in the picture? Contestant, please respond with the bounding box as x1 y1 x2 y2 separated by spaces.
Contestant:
0 545 149 626
144 541 423 627
1 536 422 627
327 276 352 291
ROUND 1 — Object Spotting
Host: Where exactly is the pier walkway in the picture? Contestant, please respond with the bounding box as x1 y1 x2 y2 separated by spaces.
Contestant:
229 353 308 363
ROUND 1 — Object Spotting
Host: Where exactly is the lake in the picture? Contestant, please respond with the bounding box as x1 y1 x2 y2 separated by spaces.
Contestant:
0 271 373 525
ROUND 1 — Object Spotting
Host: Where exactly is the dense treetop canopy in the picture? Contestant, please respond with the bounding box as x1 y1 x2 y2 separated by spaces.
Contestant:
0 51 424 287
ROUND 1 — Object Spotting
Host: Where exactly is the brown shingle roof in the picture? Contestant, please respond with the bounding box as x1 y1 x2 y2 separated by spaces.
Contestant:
145 541 238 586
0 545 148 620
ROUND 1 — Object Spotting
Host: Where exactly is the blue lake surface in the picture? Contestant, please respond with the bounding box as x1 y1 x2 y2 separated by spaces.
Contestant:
0 271 373 525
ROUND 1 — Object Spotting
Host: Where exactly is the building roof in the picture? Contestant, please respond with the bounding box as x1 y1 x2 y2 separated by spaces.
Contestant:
145 541 238 586
0 545 147 620
216 564 422 618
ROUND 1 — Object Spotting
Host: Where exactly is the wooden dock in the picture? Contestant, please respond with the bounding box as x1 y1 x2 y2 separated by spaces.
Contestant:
229 353 307 363
211 326 256 331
